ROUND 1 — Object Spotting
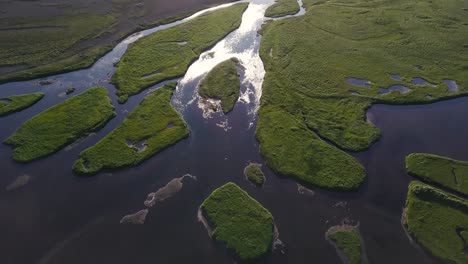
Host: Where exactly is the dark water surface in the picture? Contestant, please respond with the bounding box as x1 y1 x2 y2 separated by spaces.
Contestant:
0 1 465 263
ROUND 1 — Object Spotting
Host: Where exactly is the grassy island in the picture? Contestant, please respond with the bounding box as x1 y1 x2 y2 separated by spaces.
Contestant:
326 225 362 264
198 58 240 113
4 87 115 162
404 181 468 264
112 3 248 103
73 83 189 175
257 0 468 190
244 163 266 186
265 0 300 18
0 93 44 117
200 182 274 261
406 153 468 196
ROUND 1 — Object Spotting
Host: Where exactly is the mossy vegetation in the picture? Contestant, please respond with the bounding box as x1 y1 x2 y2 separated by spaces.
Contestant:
198 58 240 113
0 93 44 117
112 3 248 103
326 225 362 264
4 87 115 162
406 153 468 196
201 182 274 261
404 181 468 264
244 163 266 186
265 0 300 18
73 83 189 175
258 0 468 189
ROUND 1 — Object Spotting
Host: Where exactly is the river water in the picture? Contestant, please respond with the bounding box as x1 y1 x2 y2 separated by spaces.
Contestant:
0 0 462 263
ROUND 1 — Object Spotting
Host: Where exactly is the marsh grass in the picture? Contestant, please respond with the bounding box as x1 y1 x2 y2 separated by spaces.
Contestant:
244 163 265 186
326 225 362 264
73 83 189 175
112 3 248 103
0 92 44 117
201 182 274 261
198 58 240 113
4 87 115 162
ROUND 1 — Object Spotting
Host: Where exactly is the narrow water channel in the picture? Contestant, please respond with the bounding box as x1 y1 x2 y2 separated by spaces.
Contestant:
0 0 462 263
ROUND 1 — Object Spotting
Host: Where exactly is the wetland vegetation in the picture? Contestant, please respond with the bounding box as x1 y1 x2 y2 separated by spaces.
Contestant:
265 0 300 18
244 163 265 186
404 181 468 264
200 182 274 261
112 3 248 103
258 0 468 189
0 92 44 116
73 83 189 175
4 87 114 162
326 225 362 264
198 58 240 113
406 153 468 196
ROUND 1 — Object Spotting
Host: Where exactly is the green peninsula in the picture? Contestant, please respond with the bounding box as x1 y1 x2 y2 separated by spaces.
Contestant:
0 93 44 117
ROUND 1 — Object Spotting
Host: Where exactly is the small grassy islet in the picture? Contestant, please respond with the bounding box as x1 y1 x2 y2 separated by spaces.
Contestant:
198 58 240 113
201 182 274 261
326 225 362 264
265 0 300 18
244 163 266 186
406 153 468 196
73 83 189 175
404 181 468 264
112 3 248 103
4 87 115 162
0 92 44 117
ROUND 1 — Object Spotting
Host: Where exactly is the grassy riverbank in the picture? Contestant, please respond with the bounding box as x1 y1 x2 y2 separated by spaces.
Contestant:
198 58 240 113
0 93 44 117
244 163 265 186
112 3 248 103
406 153 468 196
5 87 115 162
265 0 300 18
73 83 189 175
258 0 468 189
201 182 274 261
404 181 468 264
326 225 362 264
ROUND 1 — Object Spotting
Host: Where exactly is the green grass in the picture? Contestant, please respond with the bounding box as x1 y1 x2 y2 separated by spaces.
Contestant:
265 0 300 18
73 83 189 175
326 225 362 264
406 153 468 196
112 3 248 103
201 182 274 261
4 87 115 162
198 58 240 113
257 0 468 189
0 93 44 117
244 163 266 186
404 181 468 264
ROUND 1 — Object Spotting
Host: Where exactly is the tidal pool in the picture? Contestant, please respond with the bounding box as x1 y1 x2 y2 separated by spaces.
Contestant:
379 85 411 95
346 77 371 88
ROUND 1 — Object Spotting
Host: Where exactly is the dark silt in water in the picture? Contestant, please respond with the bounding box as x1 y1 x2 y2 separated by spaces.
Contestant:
379 85 411 95
0 1 464 263
347 77 371 87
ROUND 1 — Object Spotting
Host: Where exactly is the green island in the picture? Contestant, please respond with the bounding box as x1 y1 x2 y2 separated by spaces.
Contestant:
244 163 266 186
326 225 362 264
112 3 248 103
73 83 189 175
4 87 115 162
404 181 468 264
198 58 240 113
265 0 300 18
0 92 44 117
200 182 274 261
406 153 468 196
257 0 468 190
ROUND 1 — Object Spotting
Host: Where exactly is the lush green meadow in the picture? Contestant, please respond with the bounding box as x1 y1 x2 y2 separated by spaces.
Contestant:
326 225 362 264
4 87 115 162
201 182 274 261
265 0 300 18
404 181 468 264
198 58 240 113
112 3 248 103
0 93 44 116
258 0 468 189
406 153 468 196
244 163 265 186
73 83 189 175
